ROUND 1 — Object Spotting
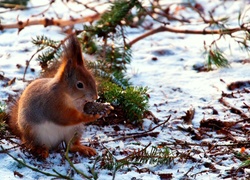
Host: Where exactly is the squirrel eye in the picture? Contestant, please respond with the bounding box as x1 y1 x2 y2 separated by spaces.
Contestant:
76 81 84 89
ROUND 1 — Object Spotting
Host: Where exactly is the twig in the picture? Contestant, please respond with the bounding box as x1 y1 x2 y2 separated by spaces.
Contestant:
0 14 100 32
89 156 100 180
129 25 250 46
0 145 20 153
183 166 194 177
31 0 55 17
22 33 74 81
22 49 42 82
101 116 171 143
65 134 92 179
69 0 100 14
168 139 250 148
1 146 71 179
219 97 249 119
191 170 210 178
117 143 151 162
100 142 152 180
235 118 250 124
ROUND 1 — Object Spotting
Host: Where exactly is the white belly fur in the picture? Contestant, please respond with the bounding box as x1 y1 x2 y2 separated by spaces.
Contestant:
33 121 84 148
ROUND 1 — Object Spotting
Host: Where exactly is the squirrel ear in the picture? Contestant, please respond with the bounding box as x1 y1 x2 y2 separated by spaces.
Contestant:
66 35 84 67
64 58 74 78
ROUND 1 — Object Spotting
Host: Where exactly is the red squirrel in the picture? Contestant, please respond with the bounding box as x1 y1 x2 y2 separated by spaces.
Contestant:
9 35 104 159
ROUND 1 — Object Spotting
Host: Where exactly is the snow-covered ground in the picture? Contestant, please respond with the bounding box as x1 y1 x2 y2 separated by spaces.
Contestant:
0 0 250 179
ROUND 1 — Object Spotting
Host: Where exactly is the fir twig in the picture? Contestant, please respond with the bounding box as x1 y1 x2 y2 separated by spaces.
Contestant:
127 145 173 165
23 35 69 81
99 81 149 123
207 49 230 69
100 142 174 180
100 143 143 180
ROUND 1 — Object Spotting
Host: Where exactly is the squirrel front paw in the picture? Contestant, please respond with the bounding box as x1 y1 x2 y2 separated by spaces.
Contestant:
70 144 97 156
83 102 114 118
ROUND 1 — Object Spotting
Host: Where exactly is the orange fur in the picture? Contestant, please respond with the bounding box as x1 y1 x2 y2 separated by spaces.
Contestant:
70 137 97 156
8 34 100 159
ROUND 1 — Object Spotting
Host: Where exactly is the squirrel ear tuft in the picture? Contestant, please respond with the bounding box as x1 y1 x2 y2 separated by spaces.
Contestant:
64 58 74 78
64 34 84 67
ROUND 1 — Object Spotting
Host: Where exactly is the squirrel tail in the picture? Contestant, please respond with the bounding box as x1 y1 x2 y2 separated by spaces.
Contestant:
7 99 22 137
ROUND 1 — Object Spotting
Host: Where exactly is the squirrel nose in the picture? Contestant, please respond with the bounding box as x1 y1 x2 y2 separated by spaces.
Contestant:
86 94 98 102
93 94 98 100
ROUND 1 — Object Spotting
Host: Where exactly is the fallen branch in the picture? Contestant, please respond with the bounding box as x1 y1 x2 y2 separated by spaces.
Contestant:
219 97 249 119
129 25 250 46
164 139 250 148
0 14 100 32
101 116 171 143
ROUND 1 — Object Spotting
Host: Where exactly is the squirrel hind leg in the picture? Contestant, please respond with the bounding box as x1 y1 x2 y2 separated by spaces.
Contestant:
28 144 49 160
69 138 96 157
21 128 49 159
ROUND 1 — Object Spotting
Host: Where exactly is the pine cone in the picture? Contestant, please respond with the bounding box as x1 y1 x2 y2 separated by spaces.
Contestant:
83 102 114 116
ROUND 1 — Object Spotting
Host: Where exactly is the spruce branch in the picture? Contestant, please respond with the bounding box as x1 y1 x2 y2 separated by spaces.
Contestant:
207 49 230 69
121 144 173 165
95 0 140 37
91 67 129 89
100 143 153 180
99 81 149 123
23 35 70 81
80 0 137 73
100 142 175 180
100 146 128 180
32 35 59 49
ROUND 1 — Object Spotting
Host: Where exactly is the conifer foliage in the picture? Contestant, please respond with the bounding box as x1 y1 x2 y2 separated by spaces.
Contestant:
100 143 174 179
32 0 149 124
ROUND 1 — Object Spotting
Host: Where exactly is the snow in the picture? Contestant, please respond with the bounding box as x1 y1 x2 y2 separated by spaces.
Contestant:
0 0 250 179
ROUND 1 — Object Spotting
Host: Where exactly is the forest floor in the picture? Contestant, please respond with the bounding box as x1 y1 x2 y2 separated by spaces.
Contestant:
0 0 250 179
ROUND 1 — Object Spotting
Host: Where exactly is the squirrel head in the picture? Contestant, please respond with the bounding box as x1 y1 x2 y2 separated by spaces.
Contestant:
56 35 98 102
